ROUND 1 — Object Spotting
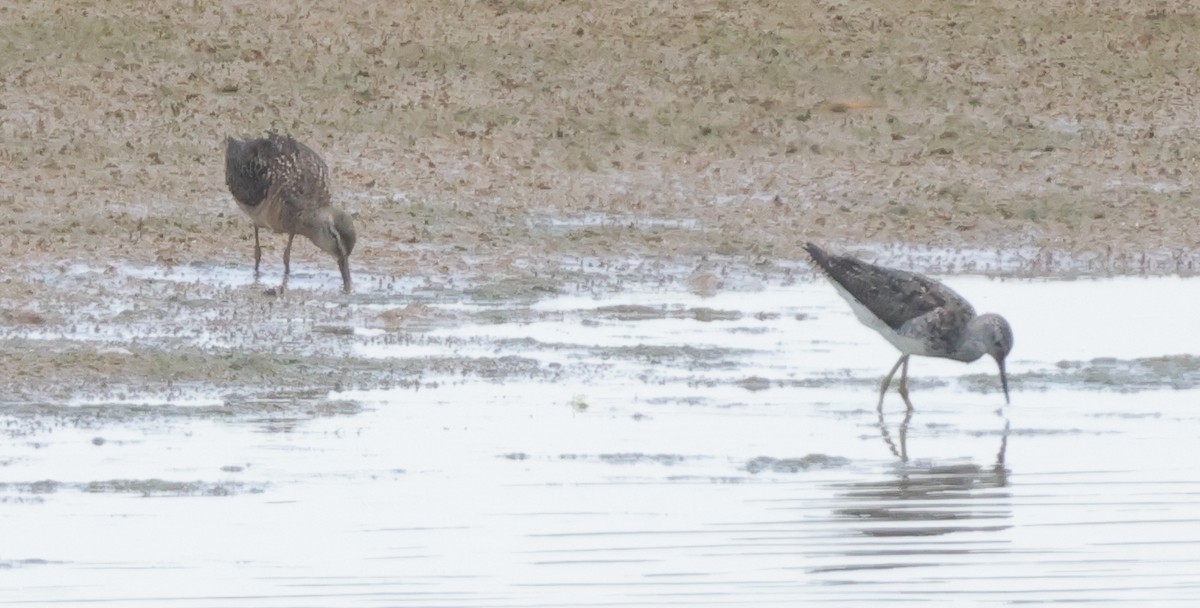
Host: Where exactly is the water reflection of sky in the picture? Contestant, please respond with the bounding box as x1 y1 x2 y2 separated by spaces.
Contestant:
3 267 1200 605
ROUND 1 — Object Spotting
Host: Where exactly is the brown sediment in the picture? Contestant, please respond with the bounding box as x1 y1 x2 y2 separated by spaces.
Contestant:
1 2 1196 411
1 1 1197 277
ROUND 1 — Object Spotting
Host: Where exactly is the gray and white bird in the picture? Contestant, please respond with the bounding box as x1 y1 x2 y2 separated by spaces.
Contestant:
224 132 357 293
804 243 1012 409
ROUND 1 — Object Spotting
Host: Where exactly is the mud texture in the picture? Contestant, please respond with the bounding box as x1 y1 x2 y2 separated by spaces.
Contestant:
2 2 1198 413
2 1 1199 276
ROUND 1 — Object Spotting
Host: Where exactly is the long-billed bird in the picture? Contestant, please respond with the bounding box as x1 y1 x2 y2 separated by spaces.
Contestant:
805 243 1012 410
224 132 356 293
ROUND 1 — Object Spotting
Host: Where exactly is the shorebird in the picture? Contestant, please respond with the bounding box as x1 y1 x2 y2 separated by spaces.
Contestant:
804 243 1012 410
224 132 356 293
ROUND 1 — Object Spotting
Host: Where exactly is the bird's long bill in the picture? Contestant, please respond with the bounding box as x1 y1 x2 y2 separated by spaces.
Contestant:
998 358 1010 404
338 255 352 293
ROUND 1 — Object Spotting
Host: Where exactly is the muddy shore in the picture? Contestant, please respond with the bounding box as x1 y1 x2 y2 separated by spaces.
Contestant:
2 2 1199 406
3 2 1199 274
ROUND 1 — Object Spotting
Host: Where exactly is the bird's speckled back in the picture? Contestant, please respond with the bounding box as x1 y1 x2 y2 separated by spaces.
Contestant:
224 132 331 212
263 132 330 210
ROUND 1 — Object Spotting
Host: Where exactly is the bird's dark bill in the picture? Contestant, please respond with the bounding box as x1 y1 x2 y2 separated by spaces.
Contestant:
338 256 352 293
998 358 1010 404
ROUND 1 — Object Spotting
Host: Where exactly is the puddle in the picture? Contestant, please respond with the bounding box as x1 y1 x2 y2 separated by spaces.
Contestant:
2 266 1200 605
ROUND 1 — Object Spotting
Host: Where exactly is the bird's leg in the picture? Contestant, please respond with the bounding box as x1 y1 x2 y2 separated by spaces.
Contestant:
877 354 909 411
897 356 914 412
253 225 262 277
272 233 296 295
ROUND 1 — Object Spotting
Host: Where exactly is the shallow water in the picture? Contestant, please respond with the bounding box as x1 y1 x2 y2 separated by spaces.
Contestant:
3 267 1200 606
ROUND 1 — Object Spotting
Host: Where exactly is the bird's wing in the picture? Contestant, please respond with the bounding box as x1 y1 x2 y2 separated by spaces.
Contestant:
805 244 974 331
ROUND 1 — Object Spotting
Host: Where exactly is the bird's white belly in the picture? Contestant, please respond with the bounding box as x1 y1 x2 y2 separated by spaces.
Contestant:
836 285 936 357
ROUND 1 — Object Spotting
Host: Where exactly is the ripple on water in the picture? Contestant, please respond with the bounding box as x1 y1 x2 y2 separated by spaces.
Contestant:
3 273 1200 605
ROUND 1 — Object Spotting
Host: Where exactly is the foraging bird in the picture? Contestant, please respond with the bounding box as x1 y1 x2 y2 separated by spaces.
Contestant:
224 132 357 293
804 243 1012 410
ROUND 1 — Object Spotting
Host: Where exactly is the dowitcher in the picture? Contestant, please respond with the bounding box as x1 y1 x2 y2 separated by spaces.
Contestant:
225 132 356 293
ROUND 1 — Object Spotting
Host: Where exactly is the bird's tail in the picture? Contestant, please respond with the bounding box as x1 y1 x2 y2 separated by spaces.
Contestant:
224 136 270 206
225 136 247 168
803 242 832 273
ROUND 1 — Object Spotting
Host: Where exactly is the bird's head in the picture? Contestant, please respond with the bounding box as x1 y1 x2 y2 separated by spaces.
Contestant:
312 208 357 293
976 313 1014 403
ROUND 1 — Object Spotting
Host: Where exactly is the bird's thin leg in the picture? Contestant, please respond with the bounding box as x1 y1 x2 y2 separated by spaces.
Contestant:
273 233 296 295
283 233 295 277
253 225 262 277
877 354 909 411
897 357 914 412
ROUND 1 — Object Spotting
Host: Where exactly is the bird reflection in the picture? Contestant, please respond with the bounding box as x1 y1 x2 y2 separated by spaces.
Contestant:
833 411 1012 537
877 407 913 462
878 407 1009 469
806 414 1013 577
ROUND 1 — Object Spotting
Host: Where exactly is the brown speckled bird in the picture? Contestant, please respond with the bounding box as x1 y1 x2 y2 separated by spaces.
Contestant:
224 132 356 293
805 243 1013 410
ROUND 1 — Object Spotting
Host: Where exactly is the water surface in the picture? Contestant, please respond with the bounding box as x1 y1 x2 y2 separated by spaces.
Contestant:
2 268 1199 606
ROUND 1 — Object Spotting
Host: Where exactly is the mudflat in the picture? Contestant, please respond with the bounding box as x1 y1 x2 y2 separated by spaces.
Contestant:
5 5 1200 603
0 1 1197 401
2 1 1197 278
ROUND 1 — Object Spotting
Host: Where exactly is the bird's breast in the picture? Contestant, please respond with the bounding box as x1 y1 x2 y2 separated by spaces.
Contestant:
246 195 289 233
